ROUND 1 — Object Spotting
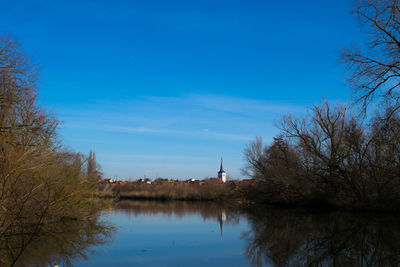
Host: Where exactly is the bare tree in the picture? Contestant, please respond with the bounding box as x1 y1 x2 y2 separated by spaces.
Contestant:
87 149 102 181
0 35 106 265
244 99 400 210
343 0 400 117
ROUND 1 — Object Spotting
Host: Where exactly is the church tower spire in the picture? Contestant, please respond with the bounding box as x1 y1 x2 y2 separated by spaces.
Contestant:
218 157 227 183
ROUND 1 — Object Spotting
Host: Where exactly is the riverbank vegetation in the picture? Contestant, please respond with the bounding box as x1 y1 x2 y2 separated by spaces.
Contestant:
0 36 107 266
97 179 257 202
243 102 400 211
243 0 400 212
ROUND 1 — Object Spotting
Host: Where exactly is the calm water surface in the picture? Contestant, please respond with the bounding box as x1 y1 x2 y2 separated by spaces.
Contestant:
7 200 400 266
74 201 250 266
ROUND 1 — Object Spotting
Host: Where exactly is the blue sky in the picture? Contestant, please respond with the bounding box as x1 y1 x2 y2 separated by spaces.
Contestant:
1 0 364 179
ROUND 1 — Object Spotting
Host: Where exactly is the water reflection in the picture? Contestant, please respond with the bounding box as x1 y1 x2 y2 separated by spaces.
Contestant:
114 201 400 266
0 216 114 267
4 201 400 266
115 200 241 232
243 207 400 266
218 210 227 237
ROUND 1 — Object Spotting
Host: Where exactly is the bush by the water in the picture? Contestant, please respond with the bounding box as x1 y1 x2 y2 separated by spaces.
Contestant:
244 102 400 211
0 36 105 266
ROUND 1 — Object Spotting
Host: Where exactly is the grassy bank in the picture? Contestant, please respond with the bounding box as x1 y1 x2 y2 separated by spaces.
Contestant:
96 177 400 213
96 179 257 203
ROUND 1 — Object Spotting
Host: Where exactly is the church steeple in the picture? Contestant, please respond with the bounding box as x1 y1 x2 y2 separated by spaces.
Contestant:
218 157 227 183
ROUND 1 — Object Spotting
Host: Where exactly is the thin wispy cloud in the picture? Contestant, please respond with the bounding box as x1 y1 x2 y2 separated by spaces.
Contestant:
3 0 359 180
55 94 306 178
63 94 301 126
65 123 254 142
146 94 304 115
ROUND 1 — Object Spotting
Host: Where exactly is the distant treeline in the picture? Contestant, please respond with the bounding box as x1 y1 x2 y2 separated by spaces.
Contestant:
97 178 257 202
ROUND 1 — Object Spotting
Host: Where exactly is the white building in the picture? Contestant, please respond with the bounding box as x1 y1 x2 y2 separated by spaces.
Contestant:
218 157 227 183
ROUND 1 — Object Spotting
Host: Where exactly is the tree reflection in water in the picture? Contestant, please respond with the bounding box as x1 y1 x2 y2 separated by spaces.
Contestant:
243 207 400 266
0 216 114 267
7 201 399 267
115 200 242 227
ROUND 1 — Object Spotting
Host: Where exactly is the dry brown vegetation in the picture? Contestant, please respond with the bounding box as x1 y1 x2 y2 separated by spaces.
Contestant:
0 36 106 266
97 179 258 203
244 101 400 211
243 0 400 212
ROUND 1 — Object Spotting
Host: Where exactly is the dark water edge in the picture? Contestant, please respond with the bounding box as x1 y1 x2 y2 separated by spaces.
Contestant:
0 217 114 267
4 200 400 266
243 206 400 266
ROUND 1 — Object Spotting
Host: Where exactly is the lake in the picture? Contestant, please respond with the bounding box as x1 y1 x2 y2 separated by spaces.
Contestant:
74 201 250 267
7 200 400 266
